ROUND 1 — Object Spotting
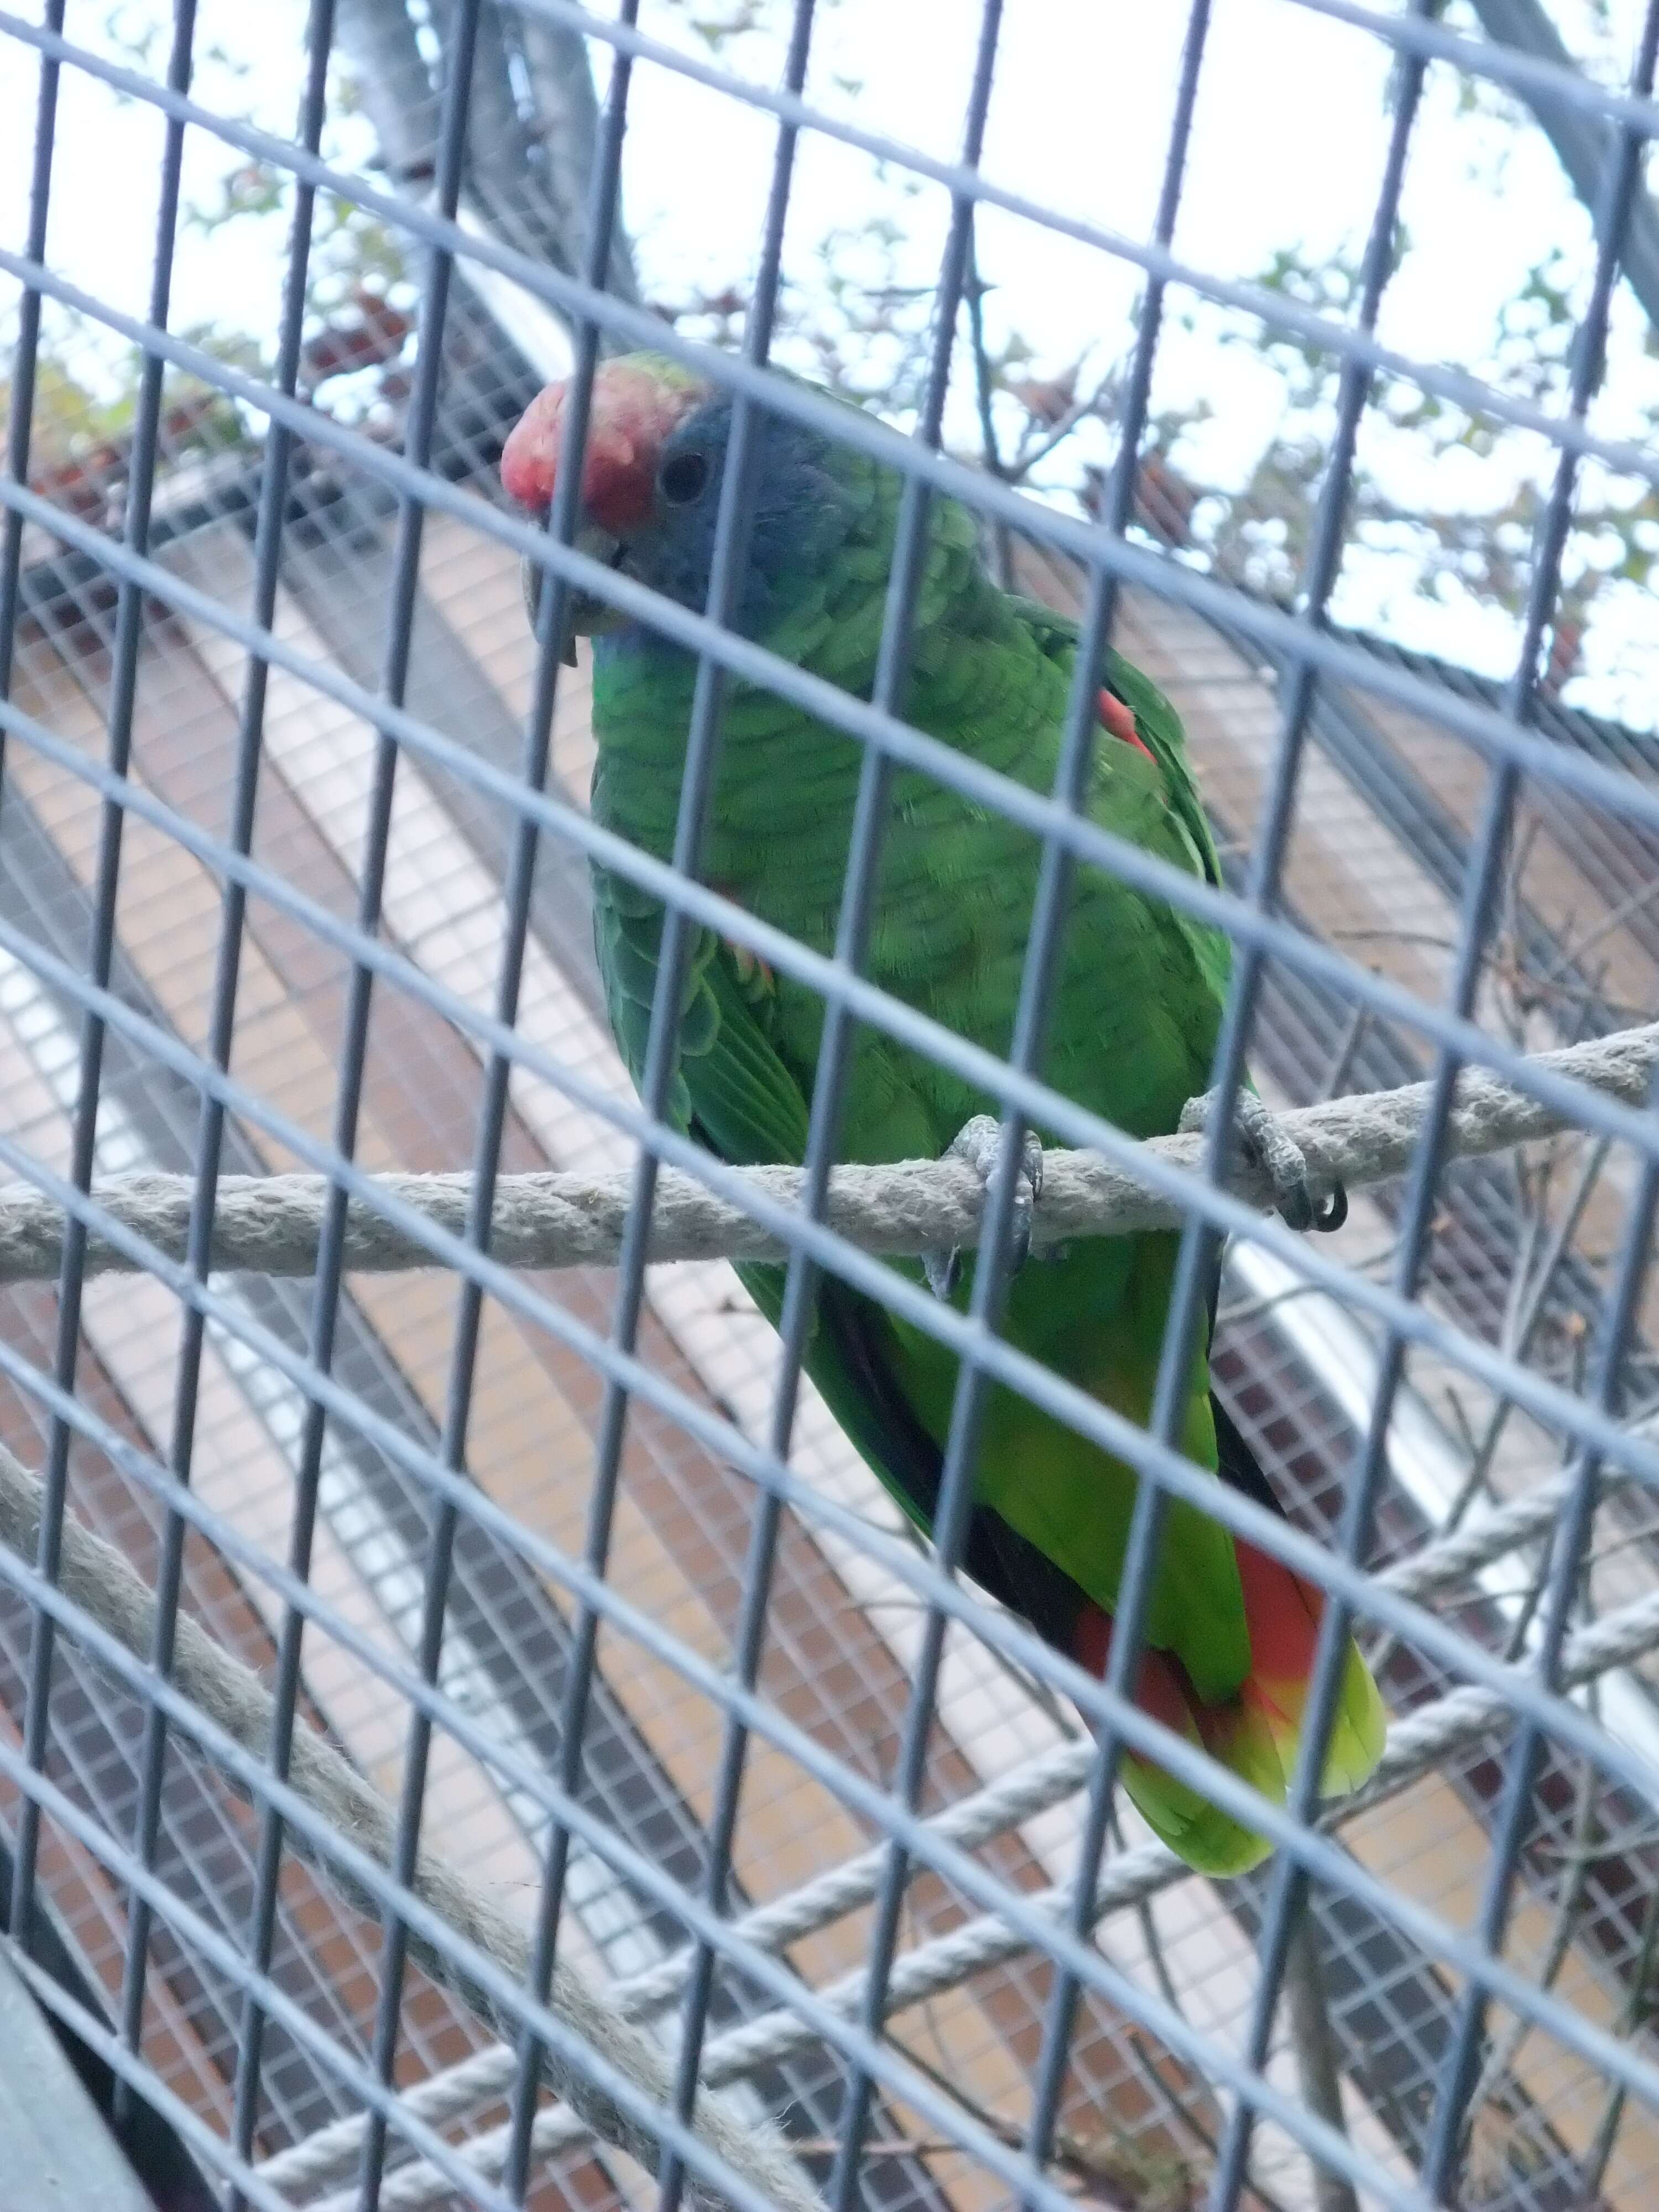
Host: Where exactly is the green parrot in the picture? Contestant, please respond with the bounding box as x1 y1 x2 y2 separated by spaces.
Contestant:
500 353 1385 1874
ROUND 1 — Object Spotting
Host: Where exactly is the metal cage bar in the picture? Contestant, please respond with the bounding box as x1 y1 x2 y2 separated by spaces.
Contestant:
3 3 1659 2209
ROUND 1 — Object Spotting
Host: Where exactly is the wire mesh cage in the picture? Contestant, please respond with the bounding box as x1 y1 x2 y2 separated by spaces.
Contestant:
4 2 1659 2208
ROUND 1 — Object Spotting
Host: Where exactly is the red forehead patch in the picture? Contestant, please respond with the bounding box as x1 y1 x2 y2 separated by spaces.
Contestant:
499 359 708 530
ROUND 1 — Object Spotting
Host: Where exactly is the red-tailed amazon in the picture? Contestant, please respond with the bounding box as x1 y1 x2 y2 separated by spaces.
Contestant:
502 354 1384 1874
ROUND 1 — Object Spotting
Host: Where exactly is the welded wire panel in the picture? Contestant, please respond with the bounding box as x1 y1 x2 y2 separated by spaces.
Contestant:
4 4 1659 2211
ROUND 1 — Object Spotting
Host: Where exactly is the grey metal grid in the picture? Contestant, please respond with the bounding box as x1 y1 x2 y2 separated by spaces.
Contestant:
3 4 1659 2210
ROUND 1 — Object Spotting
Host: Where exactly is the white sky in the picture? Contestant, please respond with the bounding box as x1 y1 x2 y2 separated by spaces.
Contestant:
4 0 1658 722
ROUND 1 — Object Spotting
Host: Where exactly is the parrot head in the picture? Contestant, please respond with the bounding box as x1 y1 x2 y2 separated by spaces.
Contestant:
500 351 857 656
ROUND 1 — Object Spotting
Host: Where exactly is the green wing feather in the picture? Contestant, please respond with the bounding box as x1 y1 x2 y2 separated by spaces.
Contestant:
593 872 972 1550
1004 591 1225 887
586 518 1383 1876
592 859 1297 1876
587 576 1253 1670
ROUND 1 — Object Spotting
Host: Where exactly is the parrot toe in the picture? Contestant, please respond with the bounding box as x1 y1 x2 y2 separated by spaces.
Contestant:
1178 1087 1346 1234
925 1115 1045 1298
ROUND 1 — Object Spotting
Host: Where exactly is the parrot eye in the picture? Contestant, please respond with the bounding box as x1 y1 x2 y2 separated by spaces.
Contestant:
659 450 709 505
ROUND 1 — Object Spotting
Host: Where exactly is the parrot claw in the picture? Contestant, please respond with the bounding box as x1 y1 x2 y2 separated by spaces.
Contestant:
1178 1087 1347 1234
925 1115 1045 1300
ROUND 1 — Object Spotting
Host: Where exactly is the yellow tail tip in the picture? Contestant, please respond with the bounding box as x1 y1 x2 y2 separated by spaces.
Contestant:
1115 1640 1386 1877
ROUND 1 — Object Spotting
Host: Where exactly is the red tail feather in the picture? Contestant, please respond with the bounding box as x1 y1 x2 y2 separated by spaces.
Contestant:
1072 1537 1327 1761
1096 686 1157 763
1068 1530 1383 1873
1073 1604 1202 1743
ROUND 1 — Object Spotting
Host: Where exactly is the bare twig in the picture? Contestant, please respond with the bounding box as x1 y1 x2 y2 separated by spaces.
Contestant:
1580 1871 1659 2199
1282 1916 1361 2212
962 234 1014 591
1462 1748 1601 2143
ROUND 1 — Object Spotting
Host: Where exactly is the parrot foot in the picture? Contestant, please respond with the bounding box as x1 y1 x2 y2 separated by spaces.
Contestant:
1178 1087 1347 1234
924 1115 1045 1300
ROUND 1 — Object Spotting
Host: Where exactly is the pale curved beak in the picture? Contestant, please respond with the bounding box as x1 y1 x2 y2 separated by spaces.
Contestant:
520 523 628 663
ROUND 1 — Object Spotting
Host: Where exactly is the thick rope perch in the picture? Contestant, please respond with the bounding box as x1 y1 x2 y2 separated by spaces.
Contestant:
1 1415 1651 2208
260 1445 1643 2205
1 1023 1654 1284
258 1738 1104 2201
296 1583 1659 2212
1 1029 1652 2206
0 1442 817 2212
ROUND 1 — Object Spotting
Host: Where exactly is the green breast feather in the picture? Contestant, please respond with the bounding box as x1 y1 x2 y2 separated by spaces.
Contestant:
510 351 1385 1875
588 505 1252 1706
